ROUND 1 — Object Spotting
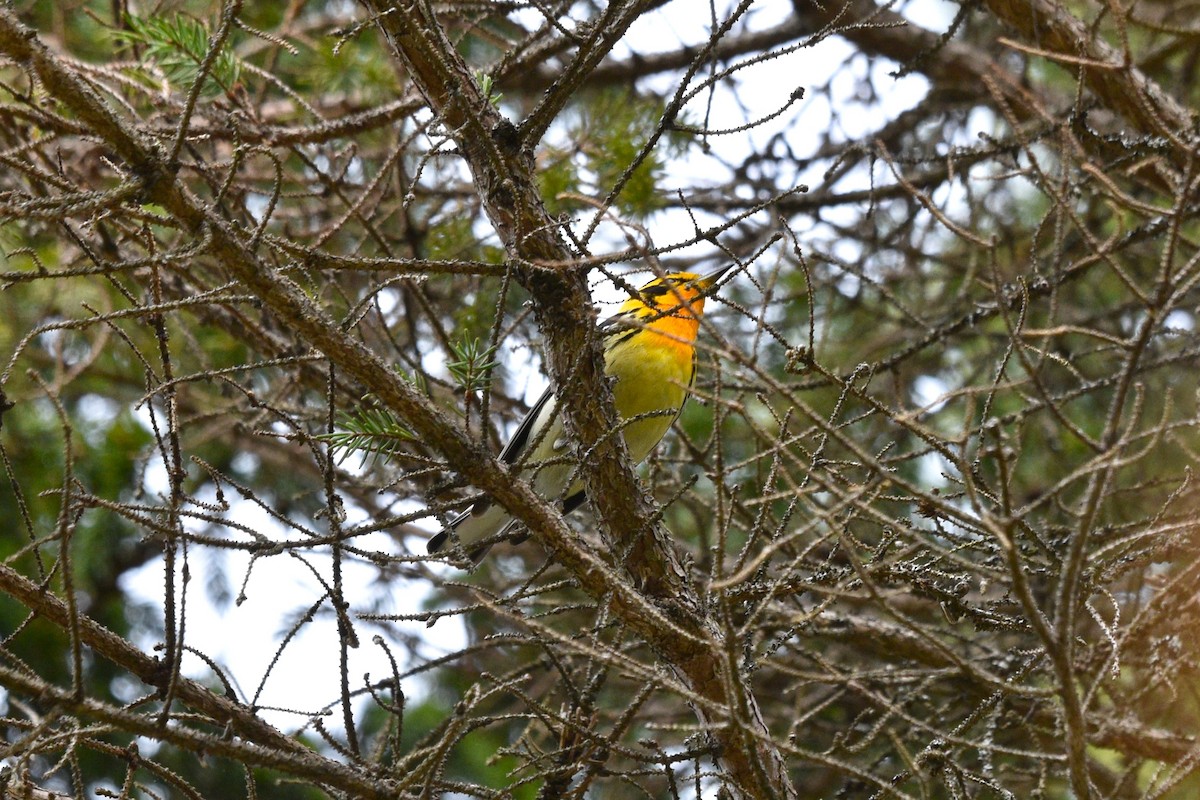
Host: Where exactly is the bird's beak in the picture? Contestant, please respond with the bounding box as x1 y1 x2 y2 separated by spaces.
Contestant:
697 264 734 292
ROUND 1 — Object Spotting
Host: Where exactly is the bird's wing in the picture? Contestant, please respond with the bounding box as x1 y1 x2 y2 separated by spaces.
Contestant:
597 308 641 347
498 313 634 465
497 382 556 465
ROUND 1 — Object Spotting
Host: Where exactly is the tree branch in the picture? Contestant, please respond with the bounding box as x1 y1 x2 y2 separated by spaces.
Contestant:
0 7 798 795
363 1 798 795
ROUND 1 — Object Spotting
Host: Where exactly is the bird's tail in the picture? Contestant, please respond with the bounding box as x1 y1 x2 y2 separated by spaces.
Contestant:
427 501 514 563
427 489 586 563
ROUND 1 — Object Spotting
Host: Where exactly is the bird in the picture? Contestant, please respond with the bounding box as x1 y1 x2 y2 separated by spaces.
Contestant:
427 265 730 562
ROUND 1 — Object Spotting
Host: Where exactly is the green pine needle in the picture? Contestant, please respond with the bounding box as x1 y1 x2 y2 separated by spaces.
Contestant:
322 401 414 469
473 69 503 108
447 337 499 395
119 14 241 97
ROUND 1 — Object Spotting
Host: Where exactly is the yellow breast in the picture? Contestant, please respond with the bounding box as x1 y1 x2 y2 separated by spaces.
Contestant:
604 325 695 463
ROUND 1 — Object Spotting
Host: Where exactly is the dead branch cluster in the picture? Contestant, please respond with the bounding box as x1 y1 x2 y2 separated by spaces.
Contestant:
1 0 1200 798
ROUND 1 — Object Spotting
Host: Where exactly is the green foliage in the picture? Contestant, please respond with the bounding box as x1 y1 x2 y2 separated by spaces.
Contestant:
311 35 398 101
426 216 505 264
446 336 499 395
540 89 690 218
119 12 241 97
537 149 581 216
322 397 416 469
473 69 503 108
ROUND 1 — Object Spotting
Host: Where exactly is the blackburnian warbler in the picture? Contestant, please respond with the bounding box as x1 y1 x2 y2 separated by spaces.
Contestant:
428 266 731 561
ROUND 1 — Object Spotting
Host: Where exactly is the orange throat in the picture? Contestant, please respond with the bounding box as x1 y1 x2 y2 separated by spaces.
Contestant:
644 313 701 353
